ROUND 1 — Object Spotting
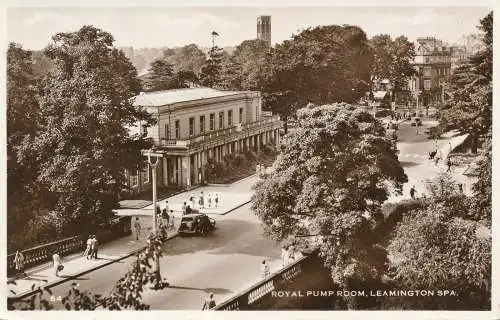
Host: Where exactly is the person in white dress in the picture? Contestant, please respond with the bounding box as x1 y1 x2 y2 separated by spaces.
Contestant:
260 260 270 279
53 252 62 277
281 246 289 267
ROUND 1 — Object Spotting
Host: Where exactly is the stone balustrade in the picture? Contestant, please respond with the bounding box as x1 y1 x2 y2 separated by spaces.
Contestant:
213 253 311 310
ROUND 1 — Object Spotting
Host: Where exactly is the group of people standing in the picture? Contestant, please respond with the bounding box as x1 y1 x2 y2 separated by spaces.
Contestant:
188 191 221 210
83 235 99 260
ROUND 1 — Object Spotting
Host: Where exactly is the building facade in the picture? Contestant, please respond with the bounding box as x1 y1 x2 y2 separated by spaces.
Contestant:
127 88 282 192
257 15 271 47
408 37 452 107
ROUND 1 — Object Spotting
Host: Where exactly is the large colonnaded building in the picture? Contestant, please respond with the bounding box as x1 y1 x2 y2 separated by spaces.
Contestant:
126 87 282 193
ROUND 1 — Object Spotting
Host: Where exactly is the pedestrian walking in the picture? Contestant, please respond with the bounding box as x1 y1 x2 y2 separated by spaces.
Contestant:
91 235 99 259
288 245 296 262
207 193 212 208
84 235 93 259
199 191 205 209
163 209 170 227
14 250 26 277
164 201 170 215
53 252 62 277
458 183 463 193
446 159 453 173
202 292 216 310
134 217 141 240
189 193 196 208
260 260 270 279
410 186 416 200
281 246 289 267
215 192 219 208
169 209 175 227
182 202 187 215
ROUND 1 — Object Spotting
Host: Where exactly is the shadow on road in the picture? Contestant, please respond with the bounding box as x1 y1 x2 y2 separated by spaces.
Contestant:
167 285 232 295
399 161 420 168
162 219 280 258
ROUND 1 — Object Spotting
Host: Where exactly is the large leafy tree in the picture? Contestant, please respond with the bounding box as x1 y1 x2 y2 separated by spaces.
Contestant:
370 34 415 100
260 25 373 133
16 26 155 234
252 104 407 300
143 59 175 91
199 46 225 88
439 11 492 152
6 43 52 249
230 39 269 90
386 201 490 309
162 43 207 75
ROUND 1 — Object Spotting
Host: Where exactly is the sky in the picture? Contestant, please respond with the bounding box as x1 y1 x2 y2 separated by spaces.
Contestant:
7 6 492 50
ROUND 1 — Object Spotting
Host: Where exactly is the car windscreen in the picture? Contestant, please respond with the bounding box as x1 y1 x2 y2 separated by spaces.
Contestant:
181 217 194 222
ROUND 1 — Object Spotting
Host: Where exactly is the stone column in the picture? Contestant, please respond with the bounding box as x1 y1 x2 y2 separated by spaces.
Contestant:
200 150 206 184
192 153 198 185
256 134 261 153
163 157 169 186
182 156 191 187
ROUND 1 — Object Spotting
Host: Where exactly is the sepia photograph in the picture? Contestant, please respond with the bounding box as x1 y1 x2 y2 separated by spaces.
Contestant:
2 2 495 316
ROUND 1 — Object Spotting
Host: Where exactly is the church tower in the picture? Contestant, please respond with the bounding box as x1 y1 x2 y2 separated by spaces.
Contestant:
257 15 271 47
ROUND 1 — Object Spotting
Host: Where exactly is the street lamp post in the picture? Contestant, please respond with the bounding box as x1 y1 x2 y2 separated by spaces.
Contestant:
142 148 163 286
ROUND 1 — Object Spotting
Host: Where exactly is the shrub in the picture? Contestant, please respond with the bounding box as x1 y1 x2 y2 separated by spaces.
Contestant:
244 149 257 161
261 144 277 155
204 158 226 182
375 109 393 118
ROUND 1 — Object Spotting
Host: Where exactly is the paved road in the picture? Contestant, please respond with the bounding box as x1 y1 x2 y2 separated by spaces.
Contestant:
392 120 456 201
46 202 282 310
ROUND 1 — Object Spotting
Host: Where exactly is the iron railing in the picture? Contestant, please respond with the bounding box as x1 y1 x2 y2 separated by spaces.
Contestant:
160 116 281 149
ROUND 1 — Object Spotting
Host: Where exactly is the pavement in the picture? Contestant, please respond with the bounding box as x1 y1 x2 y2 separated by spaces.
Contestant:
7 174 259 301
387 120 470 202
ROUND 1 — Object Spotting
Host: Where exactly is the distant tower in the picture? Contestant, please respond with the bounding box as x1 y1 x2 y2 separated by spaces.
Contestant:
257 15 271 47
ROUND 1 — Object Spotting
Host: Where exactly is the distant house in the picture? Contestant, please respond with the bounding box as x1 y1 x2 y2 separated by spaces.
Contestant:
372 90 391 108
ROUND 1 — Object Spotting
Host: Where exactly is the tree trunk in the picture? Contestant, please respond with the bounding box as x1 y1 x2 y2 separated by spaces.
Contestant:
470 133 478 154
284 117 288 134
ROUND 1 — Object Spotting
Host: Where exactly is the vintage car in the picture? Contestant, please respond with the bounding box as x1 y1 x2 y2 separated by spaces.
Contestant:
178 213 216 236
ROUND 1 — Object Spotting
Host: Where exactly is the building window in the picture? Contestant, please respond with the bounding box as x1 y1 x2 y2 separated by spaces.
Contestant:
143 165 149 184
200 115 205 133
423 67 432 76
189 117 195 136
228 110 233 126
210 113 215 130
131 170 139 187
219 111 224 129
175 120 180 139
142 125 148 137
239 108 243 123
424 79 431 90
164 124 169 139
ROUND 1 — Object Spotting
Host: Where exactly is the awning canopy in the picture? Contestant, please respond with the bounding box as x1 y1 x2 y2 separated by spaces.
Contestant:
113 209 154 216
373 91 388 99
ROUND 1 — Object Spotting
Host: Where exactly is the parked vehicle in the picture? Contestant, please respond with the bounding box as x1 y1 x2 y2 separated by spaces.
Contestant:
178 213 216 236
410 117 422 127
